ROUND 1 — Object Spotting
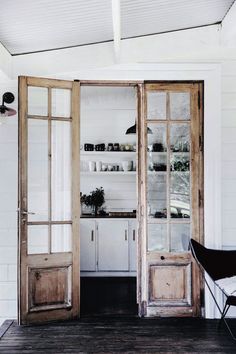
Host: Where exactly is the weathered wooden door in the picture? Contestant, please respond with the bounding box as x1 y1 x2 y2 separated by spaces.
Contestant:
138 82 203 317
18 77 80 324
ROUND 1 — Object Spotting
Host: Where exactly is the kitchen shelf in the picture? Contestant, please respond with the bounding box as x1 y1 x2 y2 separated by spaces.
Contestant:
81 171 136 176
147 171 167 174
81 151 136 156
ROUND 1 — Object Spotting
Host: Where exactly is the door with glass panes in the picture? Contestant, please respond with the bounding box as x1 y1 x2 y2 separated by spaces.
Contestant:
138 82 203 317
18 77 80 324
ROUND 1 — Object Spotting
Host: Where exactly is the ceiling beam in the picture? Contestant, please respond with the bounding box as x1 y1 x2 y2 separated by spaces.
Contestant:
112 0 121 62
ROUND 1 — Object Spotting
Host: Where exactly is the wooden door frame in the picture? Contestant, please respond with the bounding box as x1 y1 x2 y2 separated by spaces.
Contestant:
18 76 80 324
137 81 204 317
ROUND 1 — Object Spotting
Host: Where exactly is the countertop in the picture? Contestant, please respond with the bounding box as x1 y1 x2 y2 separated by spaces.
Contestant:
80 214 136 219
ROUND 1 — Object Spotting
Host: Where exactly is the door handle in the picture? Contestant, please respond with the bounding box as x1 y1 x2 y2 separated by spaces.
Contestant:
125 230 128 241
133 230 135 241
21 210 35 215
91 230 94 242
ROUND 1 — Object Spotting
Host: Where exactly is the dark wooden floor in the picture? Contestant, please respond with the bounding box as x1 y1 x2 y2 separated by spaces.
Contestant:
1 317 236 353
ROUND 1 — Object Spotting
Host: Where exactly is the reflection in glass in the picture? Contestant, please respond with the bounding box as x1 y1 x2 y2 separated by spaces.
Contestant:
28 120 48 221
52 89 71 118
148 174 167 218
147 92 166 120
148 223 167 251
51 225 72 253
51 121 71 221
170 92 190 120
170 124 190 153
28 87 48 116
170 173 190 218
28 225 48 254
171 224 190 252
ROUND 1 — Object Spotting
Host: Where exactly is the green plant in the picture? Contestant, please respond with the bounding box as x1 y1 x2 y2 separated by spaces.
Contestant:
80 187 105 215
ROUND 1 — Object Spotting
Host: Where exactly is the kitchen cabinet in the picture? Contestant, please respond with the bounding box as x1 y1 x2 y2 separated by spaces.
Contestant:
98 219 129 271
80 218 136 274
129 221 137 272
80 220 96 271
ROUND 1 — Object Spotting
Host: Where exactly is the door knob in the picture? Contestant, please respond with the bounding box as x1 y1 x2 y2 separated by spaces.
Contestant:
161 256 165 260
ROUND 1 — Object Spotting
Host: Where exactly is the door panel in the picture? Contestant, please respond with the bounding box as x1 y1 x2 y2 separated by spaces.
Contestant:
18 76 80 324
138 82 203 317
28 265 72 312
149 262 191 305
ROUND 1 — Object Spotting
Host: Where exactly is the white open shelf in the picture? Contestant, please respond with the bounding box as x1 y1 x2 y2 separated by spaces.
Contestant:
81 151 136 156
81 171 136 176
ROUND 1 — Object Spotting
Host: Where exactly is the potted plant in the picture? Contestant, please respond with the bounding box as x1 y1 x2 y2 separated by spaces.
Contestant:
80 187 105 216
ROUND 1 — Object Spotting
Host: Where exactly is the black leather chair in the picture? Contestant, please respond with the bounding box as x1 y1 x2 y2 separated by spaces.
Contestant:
189 238 236 340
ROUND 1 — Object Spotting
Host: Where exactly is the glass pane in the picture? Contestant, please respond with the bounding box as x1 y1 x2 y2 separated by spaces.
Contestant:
51 225 72 253
147 123 167 156
28 225 48 254
28 120 48 221
170 124 190 219
170 124 190 153
148 223 167 252
147 124 167 218
51 121 71 221
28 87 48 116
170 173 190 219
52 89 71 118
148 174 167 218
170 92 190 120
147 92 166 120
171 224 190 252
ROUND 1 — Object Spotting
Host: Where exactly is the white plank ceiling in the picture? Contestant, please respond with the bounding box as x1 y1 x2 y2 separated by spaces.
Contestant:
0 0 234 55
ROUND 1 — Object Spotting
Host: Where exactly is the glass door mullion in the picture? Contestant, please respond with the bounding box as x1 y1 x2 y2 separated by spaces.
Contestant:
48 88 52 254
166 92 171 253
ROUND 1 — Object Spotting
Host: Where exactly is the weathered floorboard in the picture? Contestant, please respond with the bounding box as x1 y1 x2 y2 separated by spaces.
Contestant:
0 317 236 353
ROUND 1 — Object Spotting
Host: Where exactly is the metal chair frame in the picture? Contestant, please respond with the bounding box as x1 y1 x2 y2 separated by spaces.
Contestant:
189 239 236 341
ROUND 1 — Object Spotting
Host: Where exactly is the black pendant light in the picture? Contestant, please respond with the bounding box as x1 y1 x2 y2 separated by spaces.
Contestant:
125 123 152 135
0 92 17 117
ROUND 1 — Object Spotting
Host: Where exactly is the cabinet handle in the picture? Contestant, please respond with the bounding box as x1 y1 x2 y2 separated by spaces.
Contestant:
125 230 128 241
133 230 135 241
91 230 94 242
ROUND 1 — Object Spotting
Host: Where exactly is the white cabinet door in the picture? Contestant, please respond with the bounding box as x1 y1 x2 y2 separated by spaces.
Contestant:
129 221 137 271
80 219 96 271
98 220 129 271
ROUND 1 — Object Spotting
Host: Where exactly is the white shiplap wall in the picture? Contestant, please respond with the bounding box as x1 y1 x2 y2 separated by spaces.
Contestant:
1 30 236 324
0 82 18 324
221 62 236 250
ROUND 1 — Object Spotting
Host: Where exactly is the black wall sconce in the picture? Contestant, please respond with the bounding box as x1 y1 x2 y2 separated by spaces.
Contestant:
0 92 17 120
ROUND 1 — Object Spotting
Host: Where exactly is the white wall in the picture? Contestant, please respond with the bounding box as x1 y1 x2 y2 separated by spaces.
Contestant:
1 22 236 324
0 81 18 324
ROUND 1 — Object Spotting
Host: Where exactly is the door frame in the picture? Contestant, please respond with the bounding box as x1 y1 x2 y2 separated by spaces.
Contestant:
75 63 221 318
18 76 80 324
73 79 204 318
18 71 220 323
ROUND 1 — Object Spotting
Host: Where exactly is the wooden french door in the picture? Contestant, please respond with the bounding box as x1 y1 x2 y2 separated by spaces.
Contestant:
18 77 80 324
138 82 203 317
